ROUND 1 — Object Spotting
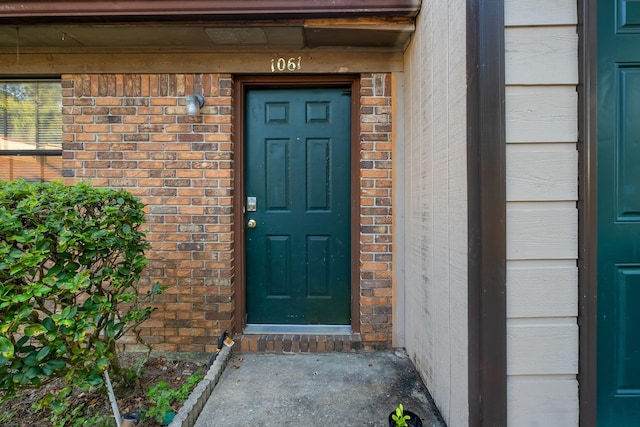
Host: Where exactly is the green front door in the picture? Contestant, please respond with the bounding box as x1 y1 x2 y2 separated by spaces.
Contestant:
245 87 351 325
598 1 640 424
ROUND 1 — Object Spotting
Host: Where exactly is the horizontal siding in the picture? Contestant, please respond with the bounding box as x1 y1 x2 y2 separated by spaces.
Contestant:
506 86 578 143
506 144 578 201
505 1 579 425
507 203 577 260
505 26 578 85
505 0 577 26
508 377 579 426
507 320 579 375
507 261 577 318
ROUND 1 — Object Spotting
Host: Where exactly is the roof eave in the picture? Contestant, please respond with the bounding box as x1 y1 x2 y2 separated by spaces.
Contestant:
0 0 421 22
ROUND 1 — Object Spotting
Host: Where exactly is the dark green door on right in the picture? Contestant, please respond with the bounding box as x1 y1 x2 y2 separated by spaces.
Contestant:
598 1 640 424
244 87 351 325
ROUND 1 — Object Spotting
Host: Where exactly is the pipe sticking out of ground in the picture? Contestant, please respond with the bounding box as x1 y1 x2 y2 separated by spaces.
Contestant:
104 370 122 427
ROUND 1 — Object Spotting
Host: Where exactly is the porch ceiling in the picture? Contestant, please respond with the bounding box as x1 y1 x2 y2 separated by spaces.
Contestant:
0 18 415 50
0 0 419 51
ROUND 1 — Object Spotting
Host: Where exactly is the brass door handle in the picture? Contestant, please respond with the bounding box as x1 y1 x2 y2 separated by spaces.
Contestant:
247 219 257 229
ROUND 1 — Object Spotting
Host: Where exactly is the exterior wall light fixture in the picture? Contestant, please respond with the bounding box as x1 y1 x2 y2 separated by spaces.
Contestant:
186 94 205 115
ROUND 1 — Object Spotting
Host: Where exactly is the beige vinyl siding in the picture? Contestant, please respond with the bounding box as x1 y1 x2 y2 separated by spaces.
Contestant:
504 0 579 425
505 0 577 27
400 0 468 426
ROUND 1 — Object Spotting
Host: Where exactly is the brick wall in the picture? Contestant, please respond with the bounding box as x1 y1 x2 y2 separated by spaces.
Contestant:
61 73 234 353
61 72 392 352
359 74 393 348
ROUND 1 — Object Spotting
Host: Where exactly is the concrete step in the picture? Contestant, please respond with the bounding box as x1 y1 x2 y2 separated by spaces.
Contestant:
233 333 365 353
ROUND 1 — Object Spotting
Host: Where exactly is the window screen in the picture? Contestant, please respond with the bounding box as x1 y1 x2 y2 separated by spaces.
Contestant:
0 80 62 181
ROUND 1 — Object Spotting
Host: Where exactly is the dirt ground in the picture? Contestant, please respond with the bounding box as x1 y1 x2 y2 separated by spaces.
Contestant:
0 353 207 427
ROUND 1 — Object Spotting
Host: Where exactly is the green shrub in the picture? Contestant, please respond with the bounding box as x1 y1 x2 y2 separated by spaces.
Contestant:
0 180 161 402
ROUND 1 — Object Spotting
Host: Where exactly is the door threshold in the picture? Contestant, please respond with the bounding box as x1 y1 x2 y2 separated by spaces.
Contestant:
244 324 352 335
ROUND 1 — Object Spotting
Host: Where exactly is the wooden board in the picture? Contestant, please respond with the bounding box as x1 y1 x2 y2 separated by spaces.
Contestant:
505 26 578 85
0 50 404 74
505 0 577 26
401 2 469 425
507 320 579 375
507 202 577 260
507 260 578 318
506 86 578 143
508 377 579 426
506 144 578 201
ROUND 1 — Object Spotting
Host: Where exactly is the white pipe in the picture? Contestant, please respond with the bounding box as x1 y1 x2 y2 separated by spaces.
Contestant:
104 370 122 427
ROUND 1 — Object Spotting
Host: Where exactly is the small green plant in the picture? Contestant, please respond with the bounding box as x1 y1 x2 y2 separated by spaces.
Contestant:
392 404 411 427
145 369 203 423
32 384 113 427
48 395 113 427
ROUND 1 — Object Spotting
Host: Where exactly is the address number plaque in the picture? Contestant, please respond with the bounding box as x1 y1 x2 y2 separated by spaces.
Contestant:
270 56 302 72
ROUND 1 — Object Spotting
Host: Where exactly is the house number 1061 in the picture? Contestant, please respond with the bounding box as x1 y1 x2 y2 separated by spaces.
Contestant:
271 56 302 72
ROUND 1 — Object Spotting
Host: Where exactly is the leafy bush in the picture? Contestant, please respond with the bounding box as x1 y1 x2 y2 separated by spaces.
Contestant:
0 180 161 402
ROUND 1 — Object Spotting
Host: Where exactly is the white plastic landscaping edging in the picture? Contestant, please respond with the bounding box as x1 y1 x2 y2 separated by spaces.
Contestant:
168 345 232 427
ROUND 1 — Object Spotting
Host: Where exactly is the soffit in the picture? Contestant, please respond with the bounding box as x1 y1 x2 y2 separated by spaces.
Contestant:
0 18 415 50
0 1 418 51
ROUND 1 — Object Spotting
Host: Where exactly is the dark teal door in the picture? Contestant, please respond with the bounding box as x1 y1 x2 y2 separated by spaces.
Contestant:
245 88 351 325
598 1 640 424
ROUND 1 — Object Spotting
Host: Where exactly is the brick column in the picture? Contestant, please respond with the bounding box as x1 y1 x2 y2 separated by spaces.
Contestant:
359 73 393 349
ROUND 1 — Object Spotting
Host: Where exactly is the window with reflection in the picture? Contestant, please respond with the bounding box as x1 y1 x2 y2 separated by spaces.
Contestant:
0 80 62 182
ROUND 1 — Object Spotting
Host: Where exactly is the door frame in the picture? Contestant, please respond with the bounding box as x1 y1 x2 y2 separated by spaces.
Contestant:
578 0 598 425
233 75 361 333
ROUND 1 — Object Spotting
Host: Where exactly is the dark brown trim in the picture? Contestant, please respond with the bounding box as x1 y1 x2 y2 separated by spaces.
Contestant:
349 77 362 334
467 0 507 426
232 78 247 335
578 0 598 425
232 75 361 334
0 0 420 21
0 150 61 156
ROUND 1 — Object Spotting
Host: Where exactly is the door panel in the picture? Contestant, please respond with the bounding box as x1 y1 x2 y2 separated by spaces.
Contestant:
245 88 351 325
616 67 640 220
613 266 640 393
598 0 640 424
617 0 640 33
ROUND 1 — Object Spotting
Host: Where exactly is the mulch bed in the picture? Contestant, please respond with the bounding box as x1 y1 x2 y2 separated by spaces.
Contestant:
0 354 205 427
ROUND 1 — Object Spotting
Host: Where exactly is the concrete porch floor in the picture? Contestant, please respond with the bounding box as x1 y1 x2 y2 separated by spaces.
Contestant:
193 351 446 427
